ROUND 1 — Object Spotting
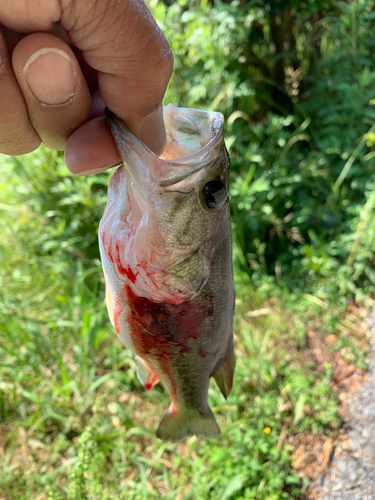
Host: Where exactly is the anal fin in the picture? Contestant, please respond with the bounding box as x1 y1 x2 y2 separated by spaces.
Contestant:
136 356 159 390
212 342 235 399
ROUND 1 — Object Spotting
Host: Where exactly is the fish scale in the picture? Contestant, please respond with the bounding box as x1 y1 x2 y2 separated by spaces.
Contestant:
99 104 235 441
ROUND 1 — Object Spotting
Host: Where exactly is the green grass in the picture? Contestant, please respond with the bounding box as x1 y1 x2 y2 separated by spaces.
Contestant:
0 273 303 500
0 148 369 499
1 1 374 495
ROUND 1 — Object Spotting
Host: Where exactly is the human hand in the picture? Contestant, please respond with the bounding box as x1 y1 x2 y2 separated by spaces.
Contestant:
0 0 173 174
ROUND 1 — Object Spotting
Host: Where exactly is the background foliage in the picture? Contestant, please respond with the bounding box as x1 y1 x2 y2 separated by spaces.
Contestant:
1 0 375 498
158 0 375 300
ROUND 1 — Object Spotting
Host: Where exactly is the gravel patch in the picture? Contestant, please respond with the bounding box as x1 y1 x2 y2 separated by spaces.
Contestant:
314 312 375 499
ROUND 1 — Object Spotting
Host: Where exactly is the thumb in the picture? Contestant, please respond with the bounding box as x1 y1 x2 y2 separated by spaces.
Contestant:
61 0 173 154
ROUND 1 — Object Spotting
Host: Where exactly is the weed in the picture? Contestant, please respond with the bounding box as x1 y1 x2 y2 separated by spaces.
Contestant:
0 1 373 498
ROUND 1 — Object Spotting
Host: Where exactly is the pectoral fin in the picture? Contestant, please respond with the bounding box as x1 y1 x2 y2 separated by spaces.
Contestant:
136 356 160 389
212 341 235 399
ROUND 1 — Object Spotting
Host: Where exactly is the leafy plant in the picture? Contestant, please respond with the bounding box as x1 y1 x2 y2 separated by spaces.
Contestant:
0 1 374 499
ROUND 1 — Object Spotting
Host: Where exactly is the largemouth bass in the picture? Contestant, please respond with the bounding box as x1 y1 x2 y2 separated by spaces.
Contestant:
99 105 235 441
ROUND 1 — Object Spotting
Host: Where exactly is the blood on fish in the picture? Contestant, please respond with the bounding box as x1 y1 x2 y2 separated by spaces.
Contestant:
124 282 217 400
112 296 122 335
119 263 138 284
144 374 159 390
112 241 138 283
180 346 192 354
144 372 159 390
125 285 177 396
199 346 208 358
104 236 139 284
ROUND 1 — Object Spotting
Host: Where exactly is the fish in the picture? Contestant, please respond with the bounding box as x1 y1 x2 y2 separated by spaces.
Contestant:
99 104 235 441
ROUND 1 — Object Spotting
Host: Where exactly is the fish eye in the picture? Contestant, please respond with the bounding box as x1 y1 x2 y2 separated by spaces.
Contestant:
202 180 226 209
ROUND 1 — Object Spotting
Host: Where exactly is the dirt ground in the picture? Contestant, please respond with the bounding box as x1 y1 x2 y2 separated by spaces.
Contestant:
290 303 374 499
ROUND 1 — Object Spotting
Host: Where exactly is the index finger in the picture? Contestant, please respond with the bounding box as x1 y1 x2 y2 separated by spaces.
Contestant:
61 0 173 154
1 0 173 155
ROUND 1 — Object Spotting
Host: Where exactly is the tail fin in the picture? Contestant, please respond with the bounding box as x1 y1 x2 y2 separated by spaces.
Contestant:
156 406 220 442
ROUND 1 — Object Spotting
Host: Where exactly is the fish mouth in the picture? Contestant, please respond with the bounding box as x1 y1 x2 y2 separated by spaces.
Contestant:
103 106 227 303
105 105 224 188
